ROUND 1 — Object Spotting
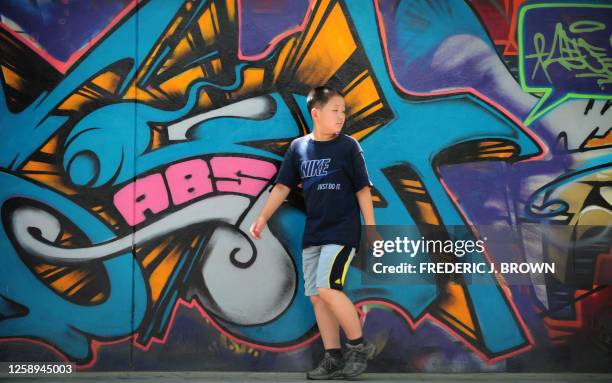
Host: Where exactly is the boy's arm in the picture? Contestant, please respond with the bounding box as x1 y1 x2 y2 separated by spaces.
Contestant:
250 183 291 239
356 186 375 225
356 186 382 248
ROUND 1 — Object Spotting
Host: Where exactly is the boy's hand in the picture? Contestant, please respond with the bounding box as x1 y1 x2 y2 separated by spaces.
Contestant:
249 216 267 240
364 226 383 250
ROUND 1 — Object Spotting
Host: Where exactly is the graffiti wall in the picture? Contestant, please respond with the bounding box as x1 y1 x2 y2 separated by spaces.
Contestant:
0 0 610 372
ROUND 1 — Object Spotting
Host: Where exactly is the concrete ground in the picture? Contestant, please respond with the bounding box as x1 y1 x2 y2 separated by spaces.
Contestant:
0 372 611 382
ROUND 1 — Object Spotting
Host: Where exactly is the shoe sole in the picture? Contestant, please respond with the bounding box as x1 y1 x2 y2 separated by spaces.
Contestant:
306 372 345 380
306 366 346 380
306 375 334 380
305 369 349 380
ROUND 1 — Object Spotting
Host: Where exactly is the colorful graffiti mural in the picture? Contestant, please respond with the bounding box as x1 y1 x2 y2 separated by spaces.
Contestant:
0 0 610 372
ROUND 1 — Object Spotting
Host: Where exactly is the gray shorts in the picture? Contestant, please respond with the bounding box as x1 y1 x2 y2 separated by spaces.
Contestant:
302 244 356 296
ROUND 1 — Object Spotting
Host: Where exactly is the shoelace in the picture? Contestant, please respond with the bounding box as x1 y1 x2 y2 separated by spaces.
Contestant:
319 355 339 370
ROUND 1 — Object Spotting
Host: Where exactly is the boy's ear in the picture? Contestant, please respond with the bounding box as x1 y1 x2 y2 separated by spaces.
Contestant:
310 107 319 120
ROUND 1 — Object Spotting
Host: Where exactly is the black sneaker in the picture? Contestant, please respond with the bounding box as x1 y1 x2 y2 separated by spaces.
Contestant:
339 341 376 379
306 351 344 380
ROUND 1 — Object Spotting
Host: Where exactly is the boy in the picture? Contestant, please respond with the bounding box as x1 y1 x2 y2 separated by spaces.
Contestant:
249 86 376 379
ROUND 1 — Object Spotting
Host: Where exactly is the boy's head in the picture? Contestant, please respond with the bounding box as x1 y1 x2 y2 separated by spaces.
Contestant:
306 86 345 136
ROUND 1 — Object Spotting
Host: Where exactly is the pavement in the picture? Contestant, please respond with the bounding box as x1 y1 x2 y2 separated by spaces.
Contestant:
1 372 611 382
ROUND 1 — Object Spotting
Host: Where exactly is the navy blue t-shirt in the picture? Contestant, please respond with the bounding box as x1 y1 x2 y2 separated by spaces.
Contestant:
274 133 372 248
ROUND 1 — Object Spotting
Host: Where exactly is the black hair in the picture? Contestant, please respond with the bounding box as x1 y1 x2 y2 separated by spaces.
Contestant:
306 86 343 112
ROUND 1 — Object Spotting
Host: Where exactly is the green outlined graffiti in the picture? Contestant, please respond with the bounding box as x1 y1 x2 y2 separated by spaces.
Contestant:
518 2 612 125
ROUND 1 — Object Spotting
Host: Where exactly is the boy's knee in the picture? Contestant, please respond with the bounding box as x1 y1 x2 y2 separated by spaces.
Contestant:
310 295 323 306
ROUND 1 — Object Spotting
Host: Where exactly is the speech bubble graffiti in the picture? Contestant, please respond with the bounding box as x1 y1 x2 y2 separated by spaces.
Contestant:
518 2 612 125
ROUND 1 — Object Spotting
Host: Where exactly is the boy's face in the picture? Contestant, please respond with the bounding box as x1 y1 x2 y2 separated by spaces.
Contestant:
312 95 346 136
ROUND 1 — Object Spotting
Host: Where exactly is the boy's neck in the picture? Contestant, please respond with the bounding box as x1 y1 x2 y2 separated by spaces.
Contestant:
311 127 337 141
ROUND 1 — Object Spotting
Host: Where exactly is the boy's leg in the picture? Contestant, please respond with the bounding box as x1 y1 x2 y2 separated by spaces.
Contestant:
316 245 376 378
302 246 344 380
316 287 362 340
304 245 341 347
315 245 362 339
310 295 341 349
